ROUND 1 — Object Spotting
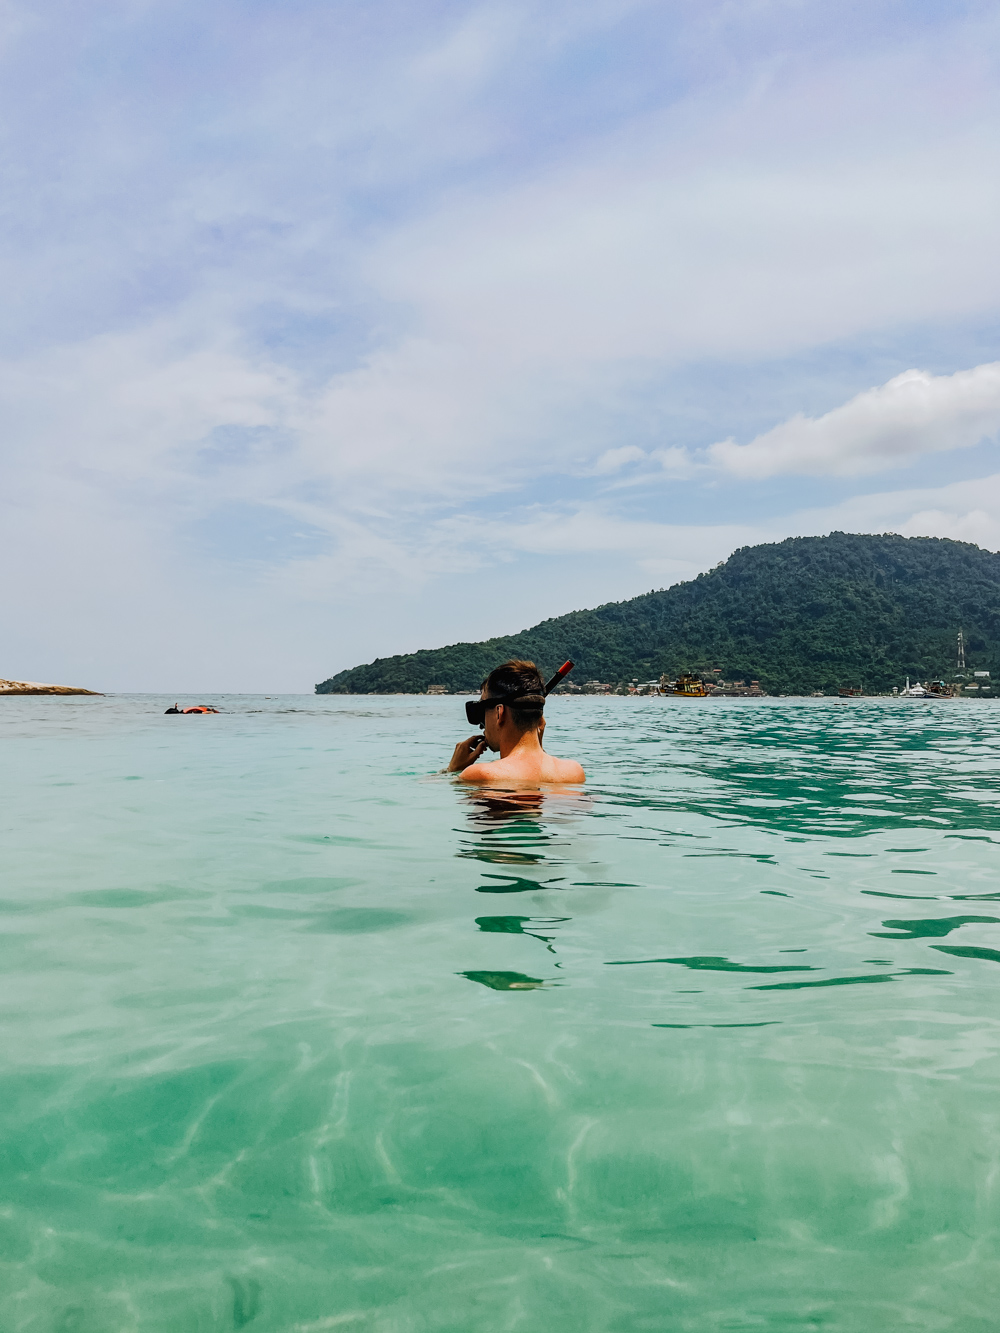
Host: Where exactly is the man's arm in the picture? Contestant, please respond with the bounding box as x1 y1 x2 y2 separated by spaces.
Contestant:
447 734 488 773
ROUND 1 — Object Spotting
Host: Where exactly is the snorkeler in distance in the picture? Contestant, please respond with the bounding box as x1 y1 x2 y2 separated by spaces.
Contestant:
447 659 585 785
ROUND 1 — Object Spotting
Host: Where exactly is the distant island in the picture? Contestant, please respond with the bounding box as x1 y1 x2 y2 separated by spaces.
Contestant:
0 678 101 696
316 532 1000 696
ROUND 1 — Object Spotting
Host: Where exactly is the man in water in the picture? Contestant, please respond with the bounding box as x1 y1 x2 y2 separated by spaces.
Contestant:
447 659 585 784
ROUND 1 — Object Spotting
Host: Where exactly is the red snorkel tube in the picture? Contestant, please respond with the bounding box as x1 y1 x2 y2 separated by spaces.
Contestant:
543 660 575 695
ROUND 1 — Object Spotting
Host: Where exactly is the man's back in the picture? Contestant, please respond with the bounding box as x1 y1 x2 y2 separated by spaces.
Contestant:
460 747 584 785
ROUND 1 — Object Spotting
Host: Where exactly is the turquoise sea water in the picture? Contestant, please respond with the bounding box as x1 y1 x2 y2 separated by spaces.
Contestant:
2 694 1000 1332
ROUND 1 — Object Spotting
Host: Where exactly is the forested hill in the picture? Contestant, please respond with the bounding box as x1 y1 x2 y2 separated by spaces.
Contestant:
316 533 1000 695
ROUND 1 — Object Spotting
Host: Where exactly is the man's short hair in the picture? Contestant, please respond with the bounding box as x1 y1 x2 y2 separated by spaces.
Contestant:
483 659 546 731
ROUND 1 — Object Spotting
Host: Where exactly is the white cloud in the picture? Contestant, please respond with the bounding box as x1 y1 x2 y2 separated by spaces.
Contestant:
326 27 1000 496
7 6 1000 515
709 362 1000 478
788 471 1000 551
650 447 693 474
590 445 646 474
371 61 1000 373
1 318 296 489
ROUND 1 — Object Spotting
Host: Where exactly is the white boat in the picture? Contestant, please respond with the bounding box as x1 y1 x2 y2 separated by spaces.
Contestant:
899 677 948 699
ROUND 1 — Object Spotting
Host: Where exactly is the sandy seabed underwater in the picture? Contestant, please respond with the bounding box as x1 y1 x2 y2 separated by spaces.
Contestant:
2 693 1000 1332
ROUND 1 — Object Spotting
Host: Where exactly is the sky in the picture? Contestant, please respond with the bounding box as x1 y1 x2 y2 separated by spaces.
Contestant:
4 0 1000 692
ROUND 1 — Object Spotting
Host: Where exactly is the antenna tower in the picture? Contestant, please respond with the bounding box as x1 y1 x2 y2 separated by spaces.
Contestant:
958 628 966 672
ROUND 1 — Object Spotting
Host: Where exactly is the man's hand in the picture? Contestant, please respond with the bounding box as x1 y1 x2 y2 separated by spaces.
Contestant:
447 734 488 772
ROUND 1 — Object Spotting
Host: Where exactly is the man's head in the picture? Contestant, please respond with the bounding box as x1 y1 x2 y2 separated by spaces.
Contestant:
473 659 545 748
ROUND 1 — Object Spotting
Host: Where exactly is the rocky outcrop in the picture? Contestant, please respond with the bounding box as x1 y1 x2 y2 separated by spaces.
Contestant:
0 678 101 695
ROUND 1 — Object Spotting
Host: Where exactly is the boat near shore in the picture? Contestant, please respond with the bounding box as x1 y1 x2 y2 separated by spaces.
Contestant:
899 677 952 699
659 674 710 697
655 673 765 698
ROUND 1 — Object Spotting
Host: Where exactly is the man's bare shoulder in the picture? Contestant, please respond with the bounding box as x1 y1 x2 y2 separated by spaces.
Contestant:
543 756 585 784
459 756 585 785
458 758 524 783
